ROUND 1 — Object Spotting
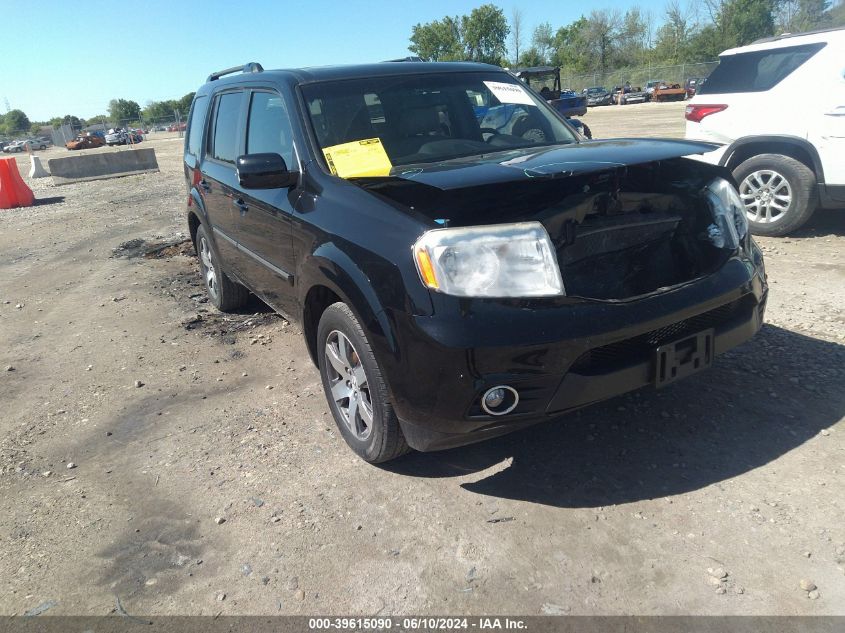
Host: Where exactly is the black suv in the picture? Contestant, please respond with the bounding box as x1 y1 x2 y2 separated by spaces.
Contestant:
184 61 767 463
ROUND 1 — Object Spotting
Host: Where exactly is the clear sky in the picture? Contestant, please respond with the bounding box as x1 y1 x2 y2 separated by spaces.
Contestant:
2 0 672 121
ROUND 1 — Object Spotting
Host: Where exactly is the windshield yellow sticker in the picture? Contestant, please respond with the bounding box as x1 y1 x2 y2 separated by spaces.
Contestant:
322 138 392 178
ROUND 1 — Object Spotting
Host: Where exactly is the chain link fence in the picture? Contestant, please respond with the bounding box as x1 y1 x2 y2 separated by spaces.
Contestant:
563 61 720 91
48 114 187 146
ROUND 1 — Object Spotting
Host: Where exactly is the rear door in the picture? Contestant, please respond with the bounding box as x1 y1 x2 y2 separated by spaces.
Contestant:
233 89 299 317
200 89 246 272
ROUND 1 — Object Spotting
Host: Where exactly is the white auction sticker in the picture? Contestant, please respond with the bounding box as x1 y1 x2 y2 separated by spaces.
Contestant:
483 81 535 106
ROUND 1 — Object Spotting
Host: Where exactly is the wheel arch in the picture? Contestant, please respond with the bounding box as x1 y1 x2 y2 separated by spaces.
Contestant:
720 136 824 184
298 244 400 370
186 189 209 246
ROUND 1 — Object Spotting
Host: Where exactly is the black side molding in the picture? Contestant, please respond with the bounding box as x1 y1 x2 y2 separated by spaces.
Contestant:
212 226 293 284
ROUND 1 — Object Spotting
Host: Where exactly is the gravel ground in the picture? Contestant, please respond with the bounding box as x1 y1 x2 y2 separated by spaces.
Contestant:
1 108 844 617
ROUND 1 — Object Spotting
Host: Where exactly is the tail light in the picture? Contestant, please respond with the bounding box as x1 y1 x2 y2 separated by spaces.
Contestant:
685 104 727 123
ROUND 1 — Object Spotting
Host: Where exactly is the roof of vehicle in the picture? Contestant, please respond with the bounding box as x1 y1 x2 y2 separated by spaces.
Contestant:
722 25 844 55
202 61 505 88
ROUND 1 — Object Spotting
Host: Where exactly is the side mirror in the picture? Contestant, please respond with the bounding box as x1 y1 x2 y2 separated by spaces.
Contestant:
236 153 298 189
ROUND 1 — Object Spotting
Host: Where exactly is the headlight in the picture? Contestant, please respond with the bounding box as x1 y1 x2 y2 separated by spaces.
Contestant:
413 222 565 297
704 177 748 249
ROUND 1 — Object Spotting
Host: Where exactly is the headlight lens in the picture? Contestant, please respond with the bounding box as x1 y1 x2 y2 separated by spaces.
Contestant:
705 177 748 249
413 222 565 297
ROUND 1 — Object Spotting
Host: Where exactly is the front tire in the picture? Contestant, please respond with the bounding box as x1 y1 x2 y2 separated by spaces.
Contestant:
194 224 248 312
733 153 818 237
317 302 409 463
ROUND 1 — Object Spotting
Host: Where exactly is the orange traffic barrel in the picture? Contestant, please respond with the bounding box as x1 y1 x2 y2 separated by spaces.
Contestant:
0 156 35 209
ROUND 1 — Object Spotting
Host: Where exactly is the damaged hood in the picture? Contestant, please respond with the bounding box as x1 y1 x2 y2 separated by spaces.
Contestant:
353 138 723 227
381 138 718 191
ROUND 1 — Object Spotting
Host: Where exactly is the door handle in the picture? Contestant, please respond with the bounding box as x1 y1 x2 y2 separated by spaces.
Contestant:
199 179 211 192
824 107 845 116
233 198 249 215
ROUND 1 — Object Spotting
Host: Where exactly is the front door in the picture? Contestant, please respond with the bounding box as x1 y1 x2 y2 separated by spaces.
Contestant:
234 89 299 318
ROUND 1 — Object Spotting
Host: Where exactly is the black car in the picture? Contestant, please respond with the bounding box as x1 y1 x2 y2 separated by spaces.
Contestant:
583 86 612 106
184 61 767 463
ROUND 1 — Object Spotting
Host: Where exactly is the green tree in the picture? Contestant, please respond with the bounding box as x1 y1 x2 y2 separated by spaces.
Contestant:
3 109 31 135
776 0 832 31
619 7 650 66
585 9 622 73
654 0 696 63
532 22 555 63
518 47 546 67
49 114 86 129
409 5 509 65
409 15 463 61
830 0 845 25
3 110 32 134
685 24 725 59
550 17 592 73
142 99 177 122
724 0 775 46
175 92 195 117
510 7 524 66
108 98 141 123
461 4 509 65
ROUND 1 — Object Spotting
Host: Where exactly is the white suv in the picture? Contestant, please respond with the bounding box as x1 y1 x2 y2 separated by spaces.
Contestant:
686 27 845 236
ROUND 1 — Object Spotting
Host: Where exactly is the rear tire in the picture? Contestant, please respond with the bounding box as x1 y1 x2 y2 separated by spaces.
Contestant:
733 153 818 237
317 302 409 464
194 224 249 312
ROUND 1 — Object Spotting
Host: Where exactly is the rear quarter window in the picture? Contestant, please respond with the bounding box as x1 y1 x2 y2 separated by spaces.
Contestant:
699 42 826 94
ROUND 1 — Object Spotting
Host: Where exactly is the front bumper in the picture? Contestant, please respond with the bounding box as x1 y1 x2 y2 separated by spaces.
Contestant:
381 249 767 452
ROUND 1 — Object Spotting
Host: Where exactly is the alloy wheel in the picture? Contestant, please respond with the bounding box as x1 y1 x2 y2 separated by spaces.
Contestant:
324 330 373 441
198 236 219 302
739 169 793 224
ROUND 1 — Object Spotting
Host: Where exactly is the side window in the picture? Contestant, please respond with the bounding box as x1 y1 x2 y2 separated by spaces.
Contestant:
186 95 208 156
210 92 242 163
246 91 294 167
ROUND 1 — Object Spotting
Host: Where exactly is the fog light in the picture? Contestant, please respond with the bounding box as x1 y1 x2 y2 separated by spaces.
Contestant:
481 385 519 416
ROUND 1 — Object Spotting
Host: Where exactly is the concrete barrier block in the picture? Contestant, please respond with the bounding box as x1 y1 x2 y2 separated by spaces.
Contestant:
48 148 159 185
29 156 49 178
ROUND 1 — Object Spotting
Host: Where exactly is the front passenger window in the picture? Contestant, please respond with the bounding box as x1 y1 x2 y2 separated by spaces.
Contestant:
246 92 294 168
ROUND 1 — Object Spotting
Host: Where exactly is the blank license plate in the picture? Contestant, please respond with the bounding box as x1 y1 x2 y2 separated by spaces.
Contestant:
654 329 714 387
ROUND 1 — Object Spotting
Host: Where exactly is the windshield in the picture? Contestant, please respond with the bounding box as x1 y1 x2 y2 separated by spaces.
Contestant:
302 71 577 173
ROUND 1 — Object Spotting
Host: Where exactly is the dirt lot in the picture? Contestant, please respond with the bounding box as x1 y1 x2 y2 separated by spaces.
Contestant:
1 104 844 617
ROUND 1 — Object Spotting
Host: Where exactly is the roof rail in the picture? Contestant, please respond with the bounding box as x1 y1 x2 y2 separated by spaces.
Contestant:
752 25 844 45
207 62 264 82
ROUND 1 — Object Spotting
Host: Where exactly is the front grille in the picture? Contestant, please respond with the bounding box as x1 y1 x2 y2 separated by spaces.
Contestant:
570 296 753 375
